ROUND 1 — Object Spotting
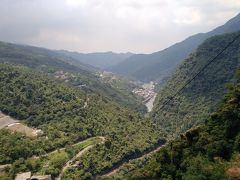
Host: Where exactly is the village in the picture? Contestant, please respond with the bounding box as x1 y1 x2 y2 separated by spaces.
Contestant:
132 81 157 112
132 81 156 102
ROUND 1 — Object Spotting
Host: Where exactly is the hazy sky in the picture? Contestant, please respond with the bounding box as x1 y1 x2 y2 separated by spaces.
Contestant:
0 0 239 53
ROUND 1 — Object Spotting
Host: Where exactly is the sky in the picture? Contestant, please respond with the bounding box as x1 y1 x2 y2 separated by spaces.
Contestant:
0 0 239 53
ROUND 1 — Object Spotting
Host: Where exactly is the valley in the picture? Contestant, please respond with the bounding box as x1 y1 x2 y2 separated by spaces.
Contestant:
0 64 164 179
99 71 158 112
0 7 240 180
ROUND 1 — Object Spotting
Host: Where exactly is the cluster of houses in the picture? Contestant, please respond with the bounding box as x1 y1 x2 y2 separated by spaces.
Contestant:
132 81 156 103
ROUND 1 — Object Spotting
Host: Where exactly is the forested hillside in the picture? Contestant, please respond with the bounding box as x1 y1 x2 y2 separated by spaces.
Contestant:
1 1 239 180
0 64 164 179
152 31 240 136
0 41 146 113
0 41 96 73
108 13 240 82
112 70 240 179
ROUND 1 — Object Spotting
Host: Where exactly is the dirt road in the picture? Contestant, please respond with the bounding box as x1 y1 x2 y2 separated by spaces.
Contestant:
56 136 105 179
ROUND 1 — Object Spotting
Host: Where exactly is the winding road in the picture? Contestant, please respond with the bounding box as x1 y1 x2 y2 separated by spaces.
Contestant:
56 136 105 180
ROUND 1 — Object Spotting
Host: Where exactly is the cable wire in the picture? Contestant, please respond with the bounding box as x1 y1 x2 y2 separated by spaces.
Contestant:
159 32 240 110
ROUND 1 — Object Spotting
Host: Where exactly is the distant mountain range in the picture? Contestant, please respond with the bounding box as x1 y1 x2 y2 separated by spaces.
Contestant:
107 13 240 83
57 50 134 69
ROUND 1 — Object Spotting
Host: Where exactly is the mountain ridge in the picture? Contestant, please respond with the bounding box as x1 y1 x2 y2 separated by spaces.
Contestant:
57 50 134 69
112 74 240 179
108 13 240 82
152 31 240 135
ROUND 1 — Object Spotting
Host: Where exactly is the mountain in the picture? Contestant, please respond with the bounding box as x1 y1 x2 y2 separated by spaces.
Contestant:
0 41 146 113
0 63 163 179
105 30 240 179
112 73 240 179
108 13 240 82
152 31 240 135
57 50 133 69
0 41 97 73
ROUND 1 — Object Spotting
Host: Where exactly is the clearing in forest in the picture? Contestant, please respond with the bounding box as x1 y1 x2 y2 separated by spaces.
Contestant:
0 111 42 137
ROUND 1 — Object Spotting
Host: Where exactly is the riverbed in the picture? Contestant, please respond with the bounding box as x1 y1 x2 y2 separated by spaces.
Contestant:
145 94 157 112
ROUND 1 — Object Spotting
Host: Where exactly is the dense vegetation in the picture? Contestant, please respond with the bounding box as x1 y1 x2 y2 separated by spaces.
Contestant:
1 13 239 180
0 64 163 179
0 41 95 73
65 72 147 113
152 31 240 136
0 41 146 113
108 13 240 83
0 132 101 178
112 71 240 179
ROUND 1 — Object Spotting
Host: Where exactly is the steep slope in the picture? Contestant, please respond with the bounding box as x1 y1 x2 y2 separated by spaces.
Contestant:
112 74 240 179
0 41 146 113
57 50 133 69
0 41 96 73
108 13 240 82
0 64 163 179
152 31 240 135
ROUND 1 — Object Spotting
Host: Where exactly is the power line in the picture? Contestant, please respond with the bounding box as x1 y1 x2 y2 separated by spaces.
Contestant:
159 32 240 110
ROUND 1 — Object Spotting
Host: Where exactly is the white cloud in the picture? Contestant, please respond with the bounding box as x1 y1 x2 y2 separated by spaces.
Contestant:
173 7 201 25
65 0 87 8
0 0 239 53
